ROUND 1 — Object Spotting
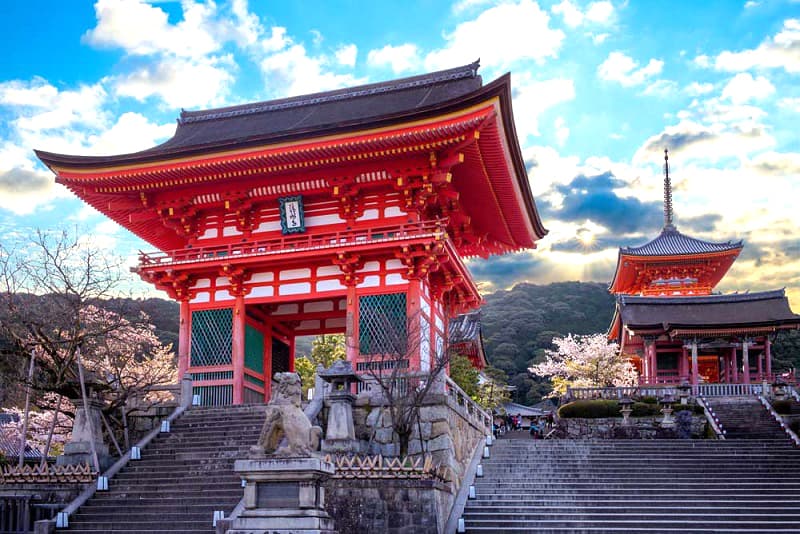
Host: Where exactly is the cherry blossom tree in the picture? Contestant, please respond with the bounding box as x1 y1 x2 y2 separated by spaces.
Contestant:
0 229 176 452
529 333 637 396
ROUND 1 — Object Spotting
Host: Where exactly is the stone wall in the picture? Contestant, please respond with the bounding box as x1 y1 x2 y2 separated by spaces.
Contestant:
557 414 708 439
352 391 487 490
325 478 451 534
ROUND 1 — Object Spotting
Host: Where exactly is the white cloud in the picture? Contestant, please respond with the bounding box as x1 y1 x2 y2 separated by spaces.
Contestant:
715 18 800 73
552 0 584 27
511 74 576 140
693 54 711 68
0 79 109 133
778 97 800 112
86 112 175 156
634 120 775 165
554 117 569 146
84 0 222 59
425 0 565 71
367 44 421 73
260 44 364 97
451 0 494 14
598 51 663 86
551 0 614 27
585 1 614 24
113 55 236 108
334 44 357 67
592 33 610 45
684 82 714 96
259 26 290 54
643 79 678 97
720 72 775 104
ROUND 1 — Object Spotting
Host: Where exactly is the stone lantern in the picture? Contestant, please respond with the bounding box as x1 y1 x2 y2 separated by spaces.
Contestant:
660 393 676 429
57 376 112 471
319 360 363 454
773 377 788 401
677 381 691 405
619 397 634 425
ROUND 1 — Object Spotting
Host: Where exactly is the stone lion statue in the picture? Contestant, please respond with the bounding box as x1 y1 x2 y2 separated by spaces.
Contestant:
253 372 322 457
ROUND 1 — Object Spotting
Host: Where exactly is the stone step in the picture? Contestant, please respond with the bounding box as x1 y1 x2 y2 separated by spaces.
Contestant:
67 520 213 532
462 518 800 530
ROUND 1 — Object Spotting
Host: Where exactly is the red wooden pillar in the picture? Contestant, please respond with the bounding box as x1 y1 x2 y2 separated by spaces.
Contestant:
263 319 273 402
177 299 191 379
406 279 422 372
721 352 729 383
765 338 772 379
647 342 657 384
741 340 750 385
690 340 699 386
731 346 739 383
232 295 246 404
680 346 688 381
288 336 296 372
345 283 359 366
756 345 763 380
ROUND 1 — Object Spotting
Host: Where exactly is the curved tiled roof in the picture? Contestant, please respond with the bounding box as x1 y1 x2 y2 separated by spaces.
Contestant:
617 289 800 329
621 227 742 257
449 310 482 344
36 61 483 166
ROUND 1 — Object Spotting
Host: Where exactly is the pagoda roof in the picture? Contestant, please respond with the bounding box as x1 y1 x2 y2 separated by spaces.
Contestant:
34 62 547 256
609 289 800 340
620 226 742 257
608 226 743 295
449 310 487 368
36 62 484 167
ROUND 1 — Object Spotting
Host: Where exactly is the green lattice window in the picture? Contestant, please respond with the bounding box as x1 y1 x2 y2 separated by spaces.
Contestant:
190 308 233 367
245 324 264 374
359 293 407 355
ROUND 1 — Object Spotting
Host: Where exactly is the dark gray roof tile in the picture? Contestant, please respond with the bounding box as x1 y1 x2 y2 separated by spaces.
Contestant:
621 227 742 257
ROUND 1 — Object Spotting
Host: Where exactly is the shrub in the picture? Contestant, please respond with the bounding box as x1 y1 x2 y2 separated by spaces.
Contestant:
674 405 705 415
558 400 619 418
675 410 694 439
630 402 661 417
640 396 659 404
773 400 792 414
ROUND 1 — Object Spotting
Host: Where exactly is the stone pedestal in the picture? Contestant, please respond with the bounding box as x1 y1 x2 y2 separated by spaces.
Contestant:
660 406 675 429
57 398 112 471
229 456 337 534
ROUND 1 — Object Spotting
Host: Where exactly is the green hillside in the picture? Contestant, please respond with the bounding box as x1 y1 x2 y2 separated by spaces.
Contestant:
480 281 615 404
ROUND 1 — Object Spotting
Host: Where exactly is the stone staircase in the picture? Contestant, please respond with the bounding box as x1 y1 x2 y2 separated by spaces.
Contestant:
462 438 800 533
707 396 787 439
66 404 264 533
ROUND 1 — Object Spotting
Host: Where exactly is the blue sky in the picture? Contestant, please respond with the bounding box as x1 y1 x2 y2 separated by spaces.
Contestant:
1 0 799 305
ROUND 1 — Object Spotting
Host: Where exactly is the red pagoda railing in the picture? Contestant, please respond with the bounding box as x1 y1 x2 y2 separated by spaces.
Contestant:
137 220 447 268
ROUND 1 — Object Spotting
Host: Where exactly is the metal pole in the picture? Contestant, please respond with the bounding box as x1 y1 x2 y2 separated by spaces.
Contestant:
17 350 36 468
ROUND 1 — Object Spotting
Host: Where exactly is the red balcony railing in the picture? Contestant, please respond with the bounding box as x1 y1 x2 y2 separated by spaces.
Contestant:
137 220 447 269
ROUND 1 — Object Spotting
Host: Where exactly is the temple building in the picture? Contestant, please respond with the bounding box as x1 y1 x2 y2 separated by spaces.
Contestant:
36 62 546 405
608 150 800 385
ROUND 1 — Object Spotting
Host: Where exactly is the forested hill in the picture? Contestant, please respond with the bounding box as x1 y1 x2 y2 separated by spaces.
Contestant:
480 281 615 404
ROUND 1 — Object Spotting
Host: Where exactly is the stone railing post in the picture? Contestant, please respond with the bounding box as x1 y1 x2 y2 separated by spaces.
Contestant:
180 376 193 408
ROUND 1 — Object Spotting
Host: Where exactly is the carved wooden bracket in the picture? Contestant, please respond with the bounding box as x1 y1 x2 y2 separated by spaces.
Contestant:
221 264 253 297
333 252 366 286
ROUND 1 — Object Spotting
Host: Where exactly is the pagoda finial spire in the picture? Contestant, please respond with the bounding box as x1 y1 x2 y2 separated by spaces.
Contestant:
663 148 674 230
